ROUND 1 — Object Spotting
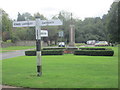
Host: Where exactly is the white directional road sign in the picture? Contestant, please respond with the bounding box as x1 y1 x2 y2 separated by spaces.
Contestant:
13 21 35 27
13 19 62 27
41 19 63 26
41 30 48 37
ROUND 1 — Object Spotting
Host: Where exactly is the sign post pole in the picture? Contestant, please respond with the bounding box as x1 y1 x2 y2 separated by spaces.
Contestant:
35 16 42 76
13 18 63 77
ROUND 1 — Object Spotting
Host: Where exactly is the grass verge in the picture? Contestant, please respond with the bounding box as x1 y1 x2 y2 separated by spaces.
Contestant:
0 46 35 53
2 47 118 88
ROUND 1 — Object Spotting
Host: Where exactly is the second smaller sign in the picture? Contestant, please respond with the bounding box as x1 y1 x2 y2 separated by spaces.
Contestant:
41 30 48 37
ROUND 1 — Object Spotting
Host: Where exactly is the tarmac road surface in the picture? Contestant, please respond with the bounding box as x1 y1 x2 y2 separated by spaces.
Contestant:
0 48 35 60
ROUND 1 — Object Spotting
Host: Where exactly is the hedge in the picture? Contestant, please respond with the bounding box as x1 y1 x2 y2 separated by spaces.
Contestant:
78 48 112 50
42 50 64 55
43 47 111 51
25 51 36 56
25 50 64 56
42 47 65 50
74 50 114 56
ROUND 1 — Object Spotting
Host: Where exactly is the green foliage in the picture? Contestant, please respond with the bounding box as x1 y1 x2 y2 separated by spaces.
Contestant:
107 2 119 43
17 12 25 21
78 48 111 50
74 50 114 56
43 47 65 50
1 9 12 42
12 27 35 42
25 50 64 56
23 12 35 20
75 17 107 42
34 12 47 20
42 50 64 55
25 51 36 56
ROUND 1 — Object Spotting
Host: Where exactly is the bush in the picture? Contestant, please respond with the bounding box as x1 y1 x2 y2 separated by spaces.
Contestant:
25 51 36 56
25 50 64 56
66 48 78 51
42 47 65 50
79 48 107 50
42 50 64 55
43 47 111 51
74 50 114 56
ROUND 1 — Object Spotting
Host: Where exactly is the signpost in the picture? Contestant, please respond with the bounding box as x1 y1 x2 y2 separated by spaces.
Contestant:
13 18 63 76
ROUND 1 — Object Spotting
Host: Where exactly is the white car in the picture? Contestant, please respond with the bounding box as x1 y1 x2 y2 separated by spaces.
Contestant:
87 40 96 45
95 41 108 46
58 42 65 47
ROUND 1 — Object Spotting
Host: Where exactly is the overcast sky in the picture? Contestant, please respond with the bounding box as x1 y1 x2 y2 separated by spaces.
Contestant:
0 0 114 20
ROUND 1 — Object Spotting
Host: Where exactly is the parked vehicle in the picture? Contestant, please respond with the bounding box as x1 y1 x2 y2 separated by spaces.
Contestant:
86 40 96 45
95 41 108 46
58 42 65 47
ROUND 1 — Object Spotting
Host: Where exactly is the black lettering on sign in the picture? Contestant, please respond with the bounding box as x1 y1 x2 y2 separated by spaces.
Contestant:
22 23 28 25
22 22 33 25
42 21 54 24
14 23 21 25
41 32 46 35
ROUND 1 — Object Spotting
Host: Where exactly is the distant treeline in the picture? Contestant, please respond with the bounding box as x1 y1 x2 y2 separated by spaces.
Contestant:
1 2 120 44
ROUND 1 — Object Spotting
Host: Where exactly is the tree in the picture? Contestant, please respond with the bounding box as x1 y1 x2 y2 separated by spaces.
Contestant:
1 9 12 42
34 12 47 20
75 17 107 42
17 12 25 21
107 2 118 43
23 12 34 20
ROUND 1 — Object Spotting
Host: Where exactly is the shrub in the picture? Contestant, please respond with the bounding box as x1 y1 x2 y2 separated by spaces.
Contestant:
42 50 64 55
42 47 65 50
79 48 105 50
25 50 64 56
25 51 36 56
66 48 78 51
74 50 114 56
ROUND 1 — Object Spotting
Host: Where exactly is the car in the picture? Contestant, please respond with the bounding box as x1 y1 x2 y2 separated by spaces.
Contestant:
95 41 109 46
86 40 96 45
58 42 65 47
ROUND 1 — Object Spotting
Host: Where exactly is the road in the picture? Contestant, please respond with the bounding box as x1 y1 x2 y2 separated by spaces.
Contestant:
0 49 35 60
0 45 95 60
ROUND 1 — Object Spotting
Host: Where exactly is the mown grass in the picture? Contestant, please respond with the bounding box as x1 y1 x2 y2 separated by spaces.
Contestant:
0 46 35 53
2 46 118 88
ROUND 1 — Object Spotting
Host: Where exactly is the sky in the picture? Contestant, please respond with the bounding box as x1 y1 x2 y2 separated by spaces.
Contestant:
0 0 114 20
